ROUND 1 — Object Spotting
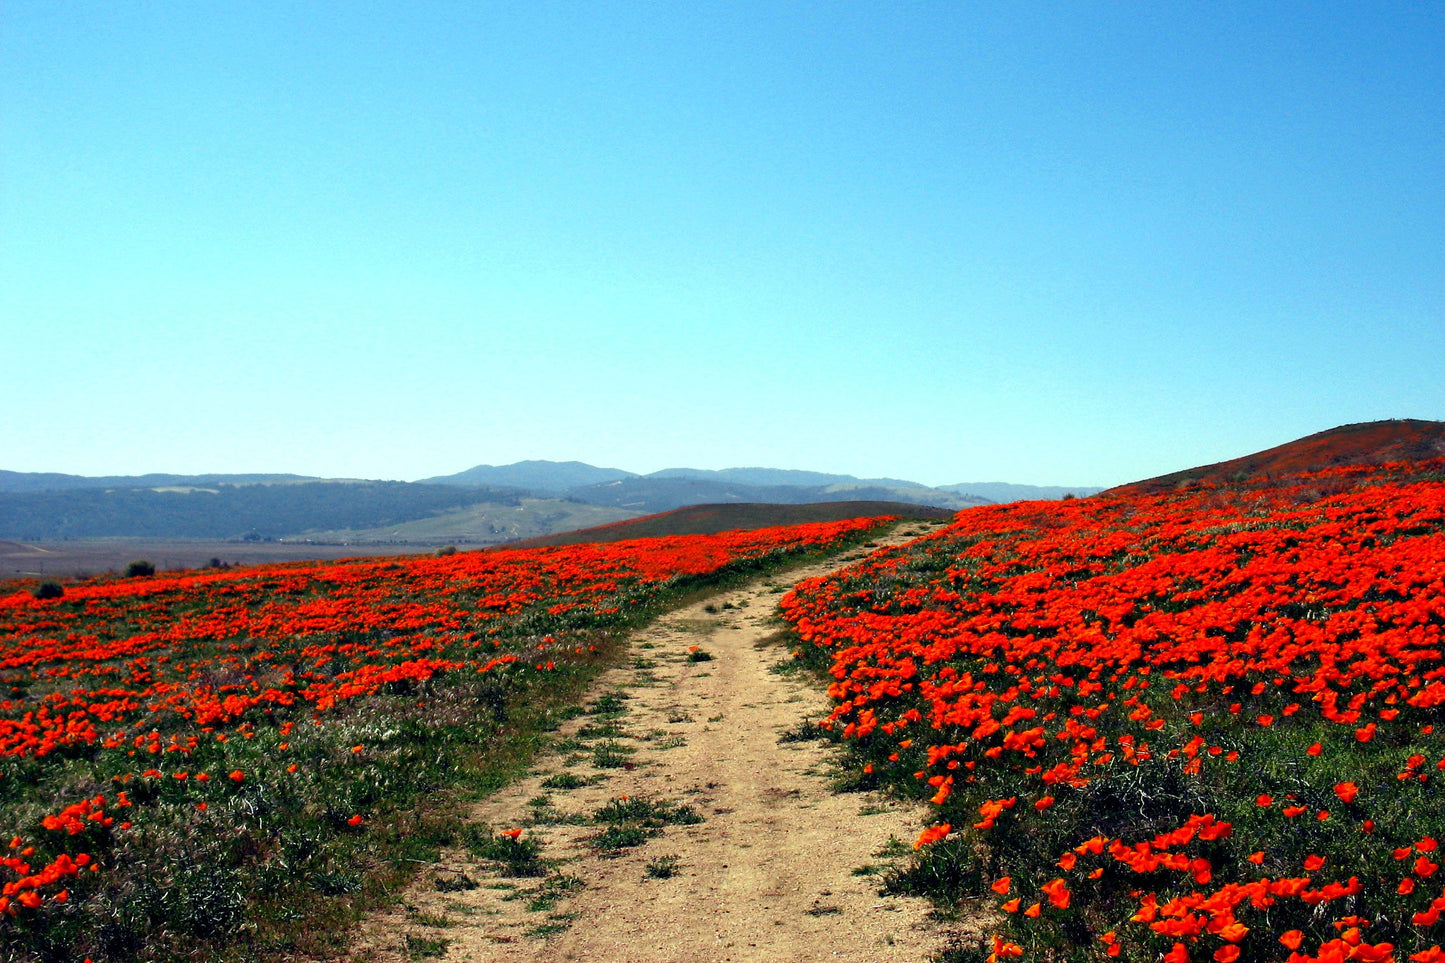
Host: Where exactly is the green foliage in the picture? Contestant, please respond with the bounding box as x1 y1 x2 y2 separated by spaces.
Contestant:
433 871 477 892
463 828 547 877
592 796 702 828
404 934 450 959
123 559 155 577
524 873 582 911
590 740 634 768
588 691 629 716
539 772 587 791
644 855 681 879
593 824 656 852
0 516 891 961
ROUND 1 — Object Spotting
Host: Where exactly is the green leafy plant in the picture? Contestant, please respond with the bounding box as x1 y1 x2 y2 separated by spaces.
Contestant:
644 855 681 879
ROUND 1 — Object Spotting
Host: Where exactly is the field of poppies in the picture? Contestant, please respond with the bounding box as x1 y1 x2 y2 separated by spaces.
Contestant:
0 516 887 961
782 460 1445 963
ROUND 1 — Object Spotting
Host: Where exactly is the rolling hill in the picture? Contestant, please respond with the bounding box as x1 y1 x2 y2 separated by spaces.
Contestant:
499 500 955 548
559 476 987 514
423 460 1095 508
0 457 1097 548
937 482 1103 501
419 460 635 492
0 482 531 541
0 470 317 493
1107 419 1445 495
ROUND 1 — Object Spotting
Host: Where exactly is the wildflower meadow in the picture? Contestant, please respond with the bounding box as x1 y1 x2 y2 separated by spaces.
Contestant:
782 461 1445 963
0 517 887 961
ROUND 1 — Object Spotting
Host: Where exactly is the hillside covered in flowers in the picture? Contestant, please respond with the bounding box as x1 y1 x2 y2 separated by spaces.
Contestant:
783 458 1445 963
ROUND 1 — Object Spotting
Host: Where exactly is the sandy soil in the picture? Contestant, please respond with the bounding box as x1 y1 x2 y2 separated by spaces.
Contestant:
348 523 976 963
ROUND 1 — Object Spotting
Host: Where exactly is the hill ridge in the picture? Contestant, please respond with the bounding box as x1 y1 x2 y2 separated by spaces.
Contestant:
1109 419 1445 495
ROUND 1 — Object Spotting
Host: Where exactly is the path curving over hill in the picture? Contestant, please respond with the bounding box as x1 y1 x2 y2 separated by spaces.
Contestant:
350 523 969 963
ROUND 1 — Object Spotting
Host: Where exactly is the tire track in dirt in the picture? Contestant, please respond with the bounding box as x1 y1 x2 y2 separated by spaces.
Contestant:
351 522 970 963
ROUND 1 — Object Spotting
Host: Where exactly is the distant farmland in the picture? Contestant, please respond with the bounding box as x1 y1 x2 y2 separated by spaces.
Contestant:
0 538 442 579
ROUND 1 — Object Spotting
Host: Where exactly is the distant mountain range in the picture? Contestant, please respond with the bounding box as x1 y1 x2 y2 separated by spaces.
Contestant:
4 420 1437 550
417 460 630 493
0 482 530 542
937 482 1102 503
421 461 1101 511
0 461 1101 544
0 471 317 493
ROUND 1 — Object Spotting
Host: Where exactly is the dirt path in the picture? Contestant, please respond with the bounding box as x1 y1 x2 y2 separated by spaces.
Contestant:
352 523 967 963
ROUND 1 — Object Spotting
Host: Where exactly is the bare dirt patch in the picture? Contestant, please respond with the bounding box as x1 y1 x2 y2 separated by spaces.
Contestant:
349 524 976 963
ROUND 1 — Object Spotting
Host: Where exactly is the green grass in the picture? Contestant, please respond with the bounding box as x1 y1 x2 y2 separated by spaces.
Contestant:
404 934 451 959
574 720 627 739
433 871 478 892
588 691 630 716
539 772 588 790
778 719 829 743
590 740 635 768
590 795 703 857
525 874 584 912
593 796 703 827
406 907 453 928
524 912 577 938
644 855 682 879
463 828 548 877
593 824 658 853
0 519 900 963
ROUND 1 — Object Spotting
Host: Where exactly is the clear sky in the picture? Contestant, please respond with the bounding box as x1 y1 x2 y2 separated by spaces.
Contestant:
3 2 1441 488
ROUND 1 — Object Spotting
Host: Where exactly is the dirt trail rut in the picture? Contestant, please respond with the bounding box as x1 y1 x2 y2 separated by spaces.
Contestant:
353 523 965 962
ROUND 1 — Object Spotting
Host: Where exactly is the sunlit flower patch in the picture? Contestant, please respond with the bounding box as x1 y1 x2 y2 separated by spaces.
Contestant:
782 461 1445 962
0 516 886 957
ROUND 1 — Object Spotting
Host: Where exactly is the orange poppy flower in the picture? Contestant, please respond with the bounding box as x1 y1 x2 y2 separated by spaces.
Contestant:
1041 878 1071 909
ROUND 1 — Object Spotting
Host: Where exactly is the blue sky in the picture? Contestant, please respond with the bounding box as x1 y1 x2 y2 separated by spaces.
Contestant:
3 2 1440 488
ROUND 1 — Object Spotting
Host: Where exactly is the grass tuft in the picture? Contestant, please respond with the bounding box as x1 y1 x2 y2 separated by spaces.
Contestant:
644 855 681 879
